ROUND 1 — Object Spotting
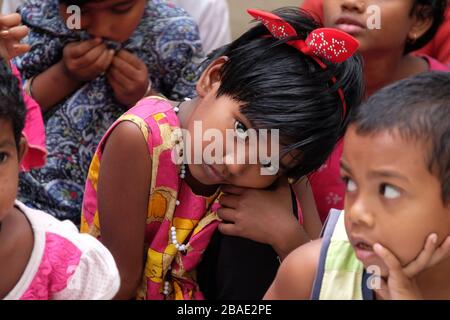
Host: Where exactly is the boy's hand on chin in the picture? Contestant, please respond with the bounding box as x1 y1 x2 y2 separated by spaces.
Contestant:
373 234 450 300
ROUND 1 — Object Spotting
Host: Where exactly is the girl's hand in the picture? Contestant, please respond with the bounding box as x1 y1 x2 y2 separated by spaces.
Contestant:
62 38 115 82
106 49 149 107
0 13 30 60
373 234 450 300
217 179 310 259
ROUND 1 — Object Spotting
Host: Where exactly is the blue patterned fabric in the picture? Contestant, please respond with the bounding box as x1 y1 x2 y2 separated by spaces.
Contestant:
14 0 206 223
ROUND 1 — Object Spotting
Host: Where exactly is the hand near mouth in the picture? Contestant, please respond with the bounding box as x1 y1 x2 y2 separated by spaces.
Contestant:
372 234 450 300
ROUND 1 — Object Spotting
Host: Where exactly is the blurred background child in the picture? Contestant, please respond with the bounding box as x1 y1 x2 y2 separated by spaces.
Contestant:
14 0 205 223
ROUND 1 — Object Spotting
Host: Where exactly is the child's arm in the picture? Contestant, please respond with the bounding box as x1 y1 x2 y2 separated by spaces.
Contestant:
264 239 322 300
96 121 152 299
29 38 115 113
293 178 323 239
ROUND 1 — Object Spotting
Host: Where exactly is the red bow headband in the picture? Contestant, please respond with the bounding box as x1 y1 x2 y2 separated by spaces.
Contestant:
247 9 359 118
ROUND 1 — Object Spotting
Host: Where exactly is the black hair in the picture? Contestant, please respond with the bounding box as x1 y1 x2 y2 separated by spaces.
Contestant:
207 7 364 180
0 59 26 149
406 0 448 54
350 71 450 205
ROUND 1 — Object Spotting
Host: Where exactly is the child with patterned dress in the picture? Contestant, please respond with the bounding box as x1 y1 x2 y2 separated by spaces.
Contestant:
0 60 120 300
80 7 365 299
266 72 450 300
14 0 205 223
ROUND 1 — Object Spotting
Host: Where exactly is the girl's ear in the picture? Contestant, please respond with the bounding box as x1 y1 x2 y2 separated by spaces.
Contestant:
408 5 434 43
196 56 229 98
17 136 29 165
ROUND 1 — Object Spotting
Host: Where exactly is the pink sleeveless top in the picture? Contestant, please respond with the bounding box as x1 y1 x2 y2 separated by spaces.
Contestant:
81 97 222 300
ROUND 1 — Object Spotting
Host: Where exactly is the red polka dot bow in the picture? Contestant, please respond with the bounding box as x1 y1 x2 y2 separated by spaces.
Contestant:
247 8 360 118
247 9 359 66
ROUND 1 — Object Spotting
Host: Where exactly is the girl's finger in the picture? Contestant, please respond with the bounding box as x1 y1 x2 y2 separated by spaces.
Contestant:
217 221 239 237
403 233 437 277
13 43 31 55
112 53 140 76
108 66 134 90
0 13 22 28
216 207 237 223
218 194 239 209
68 38 102 58
107 70 126 91
76 43 107 68
2 25 29 40
101 49 115 71
116 49 144 70
221 185 246 195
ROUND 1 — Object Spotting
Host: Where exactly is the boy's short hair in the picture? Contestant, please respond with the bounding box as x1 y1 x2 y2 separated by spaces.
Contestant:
407 0 448 54
0 60 26 148
350 71 450 205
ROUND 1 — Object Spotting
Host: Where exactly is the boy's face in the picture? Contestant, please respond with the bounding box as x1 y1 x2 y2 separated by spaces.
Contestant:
323 0 419 54
341 125 450 276
59 0 146 43
0 119 26 222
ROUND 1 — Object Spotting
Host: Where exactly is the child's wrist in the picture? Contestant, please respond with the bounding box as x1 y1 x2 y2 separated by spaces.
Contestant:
58 60 82 85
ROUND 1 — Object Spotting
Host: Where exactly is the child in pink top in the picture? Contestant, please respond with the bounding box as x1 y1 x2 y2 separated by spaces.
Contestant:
0 13 46 172
0 59 120 300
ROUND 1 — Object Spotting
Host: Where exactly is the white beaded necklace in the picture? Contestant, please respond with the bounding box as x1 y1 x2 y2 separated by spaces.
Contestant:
163 99 189 296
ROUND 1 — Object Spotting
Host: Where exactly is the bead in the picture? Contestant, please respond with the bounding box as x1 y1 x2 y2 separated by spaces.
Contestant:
175 243 180 249
174 107 180 113
176 200 180 206
171 226 176 231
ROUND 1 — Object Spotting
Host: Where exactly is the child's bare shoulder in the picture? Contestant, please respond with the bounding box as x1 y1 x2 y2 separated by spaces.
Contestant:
264 239 322 300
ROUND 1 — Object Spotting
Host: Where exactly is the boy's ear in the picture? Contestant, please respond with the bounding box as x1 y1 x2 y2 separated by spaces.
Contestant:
17 136 29 165
196 56 229 98
408 5 434 42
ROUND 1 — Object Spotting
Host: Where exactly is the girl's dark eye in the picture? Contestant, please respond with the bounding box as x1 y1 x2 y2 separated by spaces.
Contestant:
260 159 278 174
234 120 248 140
0 152 8 164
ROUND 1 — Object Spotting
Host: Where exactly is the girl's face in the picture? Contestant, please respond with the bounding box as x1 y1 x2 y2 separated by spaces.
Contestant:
59 0 146 43
341 126 450 276
323 0 430 54
183 59 298 189
0 119 26 223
